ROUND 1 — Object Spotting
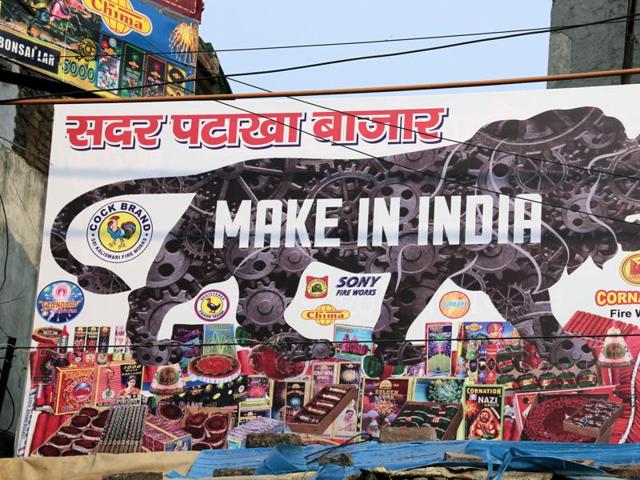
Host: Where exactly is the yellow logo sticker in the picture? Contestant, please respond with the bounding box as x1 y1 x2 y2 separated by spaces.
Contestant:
83 0 152 36
620 253 640 286
301 304 350 326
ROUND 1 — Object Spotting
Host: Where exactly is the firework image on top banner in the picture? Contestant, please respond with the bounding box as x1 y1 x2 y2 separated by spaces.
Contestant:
0 0 198 96
17 86 640 456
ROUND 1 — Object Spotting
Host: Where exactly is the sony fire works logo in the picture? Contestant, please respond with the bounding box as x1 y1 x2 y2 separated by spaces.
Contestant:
83 0 152 36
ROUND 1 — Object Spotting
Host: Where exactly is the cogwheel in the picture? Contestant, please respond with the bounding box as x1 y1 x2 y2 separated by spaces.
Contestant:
146 236 193 288
397 277 440 317
549 336 595 370
358 247 388 273
237 280 290 336
514 155 568 193
473 243 521 273
224 240 277 281
382 230 440 282
474 151 517 193
373 297 401 337
134 339 184 366
366 177 427 226
490 283 531 319
140 176 186 194
128 286 191 344
276 246 316 276
181 215 217 258
607 148 640 206
559 192 609 235
451 269 486 292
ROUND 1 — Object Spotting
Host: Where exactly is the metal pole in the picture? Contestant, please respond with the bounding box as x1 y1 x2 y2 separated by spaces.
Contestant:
5 67 640 106
622 0 638 84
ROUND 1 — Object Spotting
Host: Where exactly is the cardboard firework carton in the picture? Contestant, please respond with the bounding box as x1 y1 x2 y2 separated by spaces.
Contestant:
311 362 337 396
361 378 410 439
334 324 373 361
425 323 453 377
464 385 504 440
94 362 143 407
53 367 95 415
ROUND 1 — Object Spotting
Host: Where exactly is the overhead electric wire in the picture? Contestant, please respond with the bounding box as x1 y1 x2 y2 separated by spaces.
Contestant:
1 11 638 103
0 332 639 351
229 77 640 187
11 16 636 61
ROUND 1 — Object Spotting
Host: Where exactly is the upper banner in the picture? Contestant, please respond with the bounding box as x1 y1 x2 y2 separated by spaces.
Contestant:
18 85 640 456
0 0 199 97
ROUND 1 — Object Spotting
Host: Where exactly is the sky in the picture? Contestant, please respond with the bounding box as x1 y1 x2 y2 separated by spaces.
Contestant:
199 1 554 96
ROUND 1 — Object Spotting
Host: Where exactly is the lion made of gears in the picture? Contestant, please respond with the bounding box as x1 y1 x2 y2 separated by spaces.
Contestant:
51 107 640 368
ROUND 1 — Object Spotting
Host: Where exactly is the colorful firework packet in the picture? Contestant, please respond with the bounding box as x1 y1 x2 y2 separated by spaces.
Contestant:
464 385 504 440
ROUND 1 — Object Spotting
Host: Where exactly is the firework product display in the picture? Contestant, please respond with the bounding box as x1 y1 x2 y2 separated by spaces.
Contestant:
393 402 463 440
177 406 234 450
53 367 95 415
142 414 192 452
520 392 616 443
22 88 640 455
426 323 453 377
35 407 107 456
563 401 624 439
227 418 285 449
361 379 410 439
189 354 241 384
97 405 147 454
288 385 357 435
464 385 504 441
163 376 248 408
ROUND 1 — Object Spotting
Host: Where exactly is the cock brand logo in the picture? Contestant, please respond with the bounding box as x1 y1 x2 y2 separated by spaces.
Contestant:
83 0 152 36
194 289 229 322
301 304 350 326
86 201 152 263
305 276 328 299
620 253 640 285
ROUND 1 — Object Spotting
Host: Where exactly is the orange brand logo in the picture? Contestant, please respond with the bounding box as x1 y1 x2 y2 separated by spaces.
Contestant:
620 253 640 286
439 291 470 319
301 304 350 326
83 0 152 36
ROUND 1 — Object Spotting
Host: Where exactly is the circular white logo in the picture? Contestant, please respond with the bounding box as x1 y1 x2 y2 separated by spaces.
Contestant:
86 201 153 263
195 289 230 322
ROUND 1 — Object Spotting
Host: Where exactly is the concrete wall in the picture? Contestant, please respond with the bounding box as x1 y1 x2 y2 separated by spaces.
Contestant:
548 0 640 88
0 144 46 436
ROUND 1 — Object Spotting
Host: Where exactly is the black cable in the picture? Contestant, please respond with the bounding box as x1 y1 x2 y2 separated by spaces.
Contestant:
1 11 637 103
213 98 638 228
2 332 640 351
10 17 635 61
230 77 640 186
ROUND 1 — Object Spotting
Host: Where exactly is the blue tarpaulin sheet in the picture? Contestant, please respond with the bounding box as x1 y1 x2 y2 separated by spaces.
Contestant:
166 440 640 479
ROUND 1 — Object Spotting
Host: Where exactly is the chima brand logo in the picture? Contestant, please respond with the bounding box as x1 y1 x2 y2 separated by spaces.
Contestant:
83 0 152 36
301 304 350 326
305 276 328 299
620 253 640 286
439 291 470 319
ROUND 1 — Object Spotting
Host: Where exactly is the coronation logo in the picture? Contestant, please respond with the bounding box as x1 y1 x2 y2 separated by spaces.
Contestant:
83 0 152 36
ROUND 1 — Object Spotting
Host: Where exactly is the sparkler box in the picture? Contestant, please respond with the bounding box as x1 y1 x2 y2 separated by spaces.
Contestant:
53 367 95 415
142 414 192 452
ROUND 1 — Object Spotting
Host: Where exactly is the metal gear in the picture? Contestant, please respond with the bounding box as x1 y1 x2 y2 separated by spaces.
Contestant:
373 297 401 337
237 280 290 336
549 337 595 370
224 241 277 281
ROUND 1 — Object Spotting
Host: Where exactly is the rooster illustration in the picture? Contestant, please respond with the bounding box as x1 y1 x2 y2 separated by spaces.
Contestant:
106 216 136 248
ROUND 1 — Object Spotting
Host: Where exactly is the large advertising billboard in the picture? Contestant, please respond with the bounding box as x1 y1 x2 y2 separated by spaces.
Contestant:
17 85 640 455
0 0 198 97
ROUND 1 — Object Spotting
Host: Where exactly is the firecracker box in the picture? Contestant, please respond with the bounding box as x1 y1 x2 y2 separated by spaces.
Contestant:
53 366 95 415
94 362 144 407
288 385 357 436
142 414 192 452
392 401 462 440
227 417 284 449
